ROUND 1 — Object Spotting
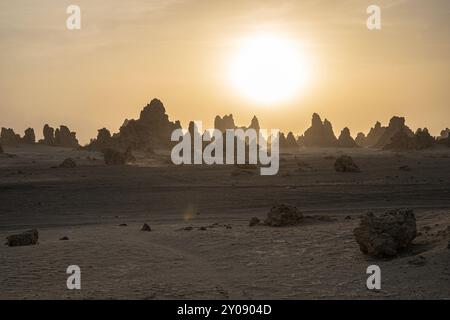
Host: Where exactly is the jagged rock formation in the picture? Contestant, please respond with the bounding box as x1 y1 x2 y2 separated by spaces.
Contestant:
365 121 386 147
55 126 79 147
337 127 358 148
116 99 180 151
414 128 435 149
279 132 298 149
354 209 417 257
355 132 367 147
42 124 55 145
300 113 338 147
248 116 260 131
334 155 360 172
88 128 113 150
0 128 21 146
214 114 236 133
264 205 303 227
39 124 79 147
440 128 450 139
22 128 35 144
384 128 435 150
374 116 413 148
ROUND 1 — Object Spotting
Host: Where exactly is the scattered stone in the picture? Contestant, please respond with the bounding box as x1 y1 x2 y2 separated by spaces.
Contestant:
6 229 39 247
59 236 69 241
408 255 427 266
353 209 417 257
119 223 128 227
141 223 152 232
345 215 352 220
199 226 207 231
447 240 450 249
334 155 360 172
59 158 77 168
264 204 303 227
184 226 193 231
399 165 412 171
249 217 260 227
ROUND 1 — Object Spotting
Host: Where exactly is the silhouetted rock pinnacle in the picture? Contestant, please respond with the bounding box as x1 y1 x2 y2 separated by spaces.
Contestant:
337 127 358 148
374 116 413 148
301 113 338 147
22 128 35 144
0 128 21 146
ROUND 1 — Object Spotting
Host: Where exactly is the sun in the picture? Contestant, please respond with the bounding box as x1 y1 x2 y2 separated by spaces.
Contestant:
228 34 309 105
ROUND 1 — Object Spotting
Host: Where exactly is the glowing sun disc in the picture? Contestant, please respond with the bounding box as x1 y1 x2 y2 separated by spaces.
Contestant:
229 34 308 105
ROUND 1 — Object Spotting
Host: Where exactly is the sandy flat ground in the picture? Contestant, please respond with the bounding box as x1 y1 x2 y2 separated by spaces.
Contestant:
0 144 449 299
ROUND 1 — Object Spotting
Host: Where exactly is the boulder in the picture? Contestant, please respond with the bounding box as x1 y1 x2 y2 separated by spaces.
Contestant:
334 155 360 172
59 158 77 168
249 217 260 227
103 147 135 165
6 229 39 247
264 205 303 227
353 209 417 257
337 127 358 148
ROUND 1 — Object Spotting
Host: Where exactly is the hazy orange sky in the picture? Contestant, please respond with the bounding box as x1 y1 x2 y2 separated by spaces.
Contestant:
1 0 449 144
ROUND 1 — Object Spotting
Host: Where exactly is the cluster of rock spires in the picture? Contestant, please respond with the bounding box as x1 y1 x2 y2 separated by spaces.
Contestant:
0 125 79 148
1 98 449 153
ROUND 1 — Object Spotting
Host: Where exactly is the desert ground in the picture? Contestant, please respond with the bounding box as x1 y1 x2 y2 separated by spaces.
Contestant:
0 144 449 299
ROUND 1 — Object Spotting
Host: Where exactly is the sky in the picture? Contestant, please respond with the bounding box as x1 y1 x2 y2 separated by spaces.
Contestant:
0 0 449 144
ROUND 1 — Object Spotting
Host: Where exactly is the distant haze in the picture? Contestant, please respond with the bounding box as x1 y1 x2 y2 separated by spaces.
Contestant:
1 0 449 144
